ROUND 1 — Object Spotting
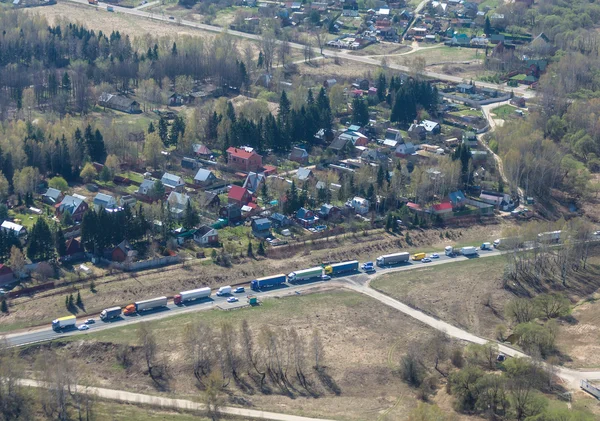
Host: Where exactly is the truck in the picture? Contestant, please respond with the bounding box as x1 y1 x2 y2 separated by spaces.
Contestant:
537 230 561 243
412 252 426 261
250 274 286 291
88 0 98 4
324 260 359 276
52 315 76 331
481 242 492 250
445 246 455 256
216 286 232 296
361 261 375 272
460 246 478 256
288 267 323 283
376 252 410 266
107 5 114 11
174 287 211 305
123 296 168 315
100 307 121 321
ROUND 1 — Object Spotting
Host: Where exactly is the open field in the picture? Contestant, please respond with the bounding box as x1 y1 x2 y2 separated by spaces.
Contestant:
556 295 600 369
372 251 600 341
88 401 212 421
491 104 524 120
0 222 509 333
387 46 484 67
19 290 443 421
350 42 411 57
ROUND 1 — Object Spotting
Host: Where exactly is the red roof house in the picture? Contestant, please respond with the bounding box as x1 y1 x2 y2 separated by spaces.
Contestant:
228 185 252 206
432 201 453 215
226 147 263 172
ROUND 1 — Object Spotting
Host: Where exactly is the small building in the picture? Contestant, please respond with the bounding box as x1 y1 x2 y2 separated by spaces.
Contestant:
479 190 513 210
289 147 309 165
295 167 313 182
270 213 291 227
318 204 341 221
395 142 416 157
421 120 441 134
219 203 242 224
243 172 266 194
1 221 27 238
251 218 272 237
296 207 318 228
349 197 370 215
448 190 466 208
0 265 14 287
431 201 453 216
228 185 252 206
226 147 263 172
138 179 157 196
181 157 198 170
42 188 63 205
462 131 478 147
98 92 141 114
361 148 387 163
385 128 402 143
61 238 85 262
168 93 184 106
194 169 217 187
456 83 475 94
167 191 190 219
323 78 338 88
199 191 221 210
193 225 219 245
193 144 212 158
408 123 427 141
161 172 185 191
56 195 89 222
120 195 137 208
93 193 117 211
111 240 137 263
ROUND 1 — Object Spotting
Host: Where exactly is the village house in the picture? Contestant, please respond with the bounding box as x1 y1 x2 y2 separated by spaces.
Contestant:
193 144 212 158
396 142 416 157
296 207 318 228
431 201 453 218
226 147 263 172
408 123 427 141
462 131 478 147
348 197 370 215
167 191 190 219
1 221 27 238
198 191 221 210
448 190 466 209
295 167 314 182
479 190 514 210
93 193 117 211
181 157 198 170
120 195 137 208
42 188 63 205
98 92 141 114
137 179 157 196
0 265 14 287
56 195 89 222
194 169 217 187
161 172 185 191
270 213 291 227
243 172 266 194
193 225 219 246
228 185 252 206
289 147 309 165
251 218 272 238
110 240 137 263
61 238 85 262
318 204 342 221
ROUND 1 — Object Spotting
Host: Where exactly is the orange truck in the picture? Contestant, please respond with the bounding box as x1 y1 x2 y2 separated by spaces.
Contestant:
123 296 168 315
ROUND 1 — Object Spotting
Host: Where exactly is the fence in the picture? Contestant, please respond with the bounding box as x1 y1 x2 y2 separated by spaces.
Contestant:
115 255 181 272
6 282 55 298
441 92 511 108
581 380 600 400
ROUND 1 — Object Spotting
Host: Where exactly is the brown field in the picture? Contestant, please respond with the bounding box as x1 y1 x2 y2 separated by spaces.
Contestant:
556 295 600 369
0 223 509 333
19 290 450 421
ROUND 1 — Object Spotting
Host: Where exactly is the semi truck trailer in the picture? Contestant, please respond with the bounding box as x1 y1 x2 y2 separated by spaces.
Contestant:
288 267 323 282
174 287 211 305
100 306 121 321
52 315 76 331
123 296 168 315
376 252 410 266
324 260 359 276
250 274 286 291
460 246 478 256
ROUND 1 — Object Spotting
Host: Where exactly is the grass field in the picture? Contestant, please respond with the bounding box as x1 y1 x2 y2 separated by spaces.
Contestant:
92 401 212 421
556 295 600 369
491 104 522 120
387 46 483 67
21 290 440 421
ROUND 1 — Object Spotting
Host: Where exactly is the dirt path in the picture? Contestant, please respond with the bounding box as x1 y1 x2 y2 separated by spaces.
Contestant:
17 379 337 421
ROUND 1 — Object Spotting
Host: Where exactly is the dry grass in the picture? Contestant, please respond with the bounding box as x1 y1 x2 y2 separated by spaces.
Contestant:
19 289 440 421
556 295 600 369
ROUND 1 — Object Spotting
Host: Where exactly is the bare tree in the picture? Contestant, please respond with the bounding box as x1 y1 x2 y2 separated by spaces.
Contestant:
311 328 324 371
203 370 225 421
36 350 78 421
220 322 242 384
260 31 277 73
314 29 326 56
240 319 266 390
533 293 570 319
505 298 537 324
290 327 309 391
277 38 290 67
0 338 32 420
138 322 169 387
186 322 214 388
427 332 449 376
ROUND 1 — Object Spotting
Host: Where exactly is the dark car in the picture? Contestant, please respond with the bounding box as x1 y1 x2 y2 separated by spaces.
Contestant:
234 287 245 293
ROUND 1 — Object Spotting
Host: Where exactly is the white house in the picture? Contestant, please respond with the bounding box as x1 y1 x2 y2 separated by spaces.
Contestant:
161 172 185 190
93 193 117 211
138 179 156 196
1 221 27 238
395 142 416 157
348 196 370 215
193 225 219 245
167 191 190 219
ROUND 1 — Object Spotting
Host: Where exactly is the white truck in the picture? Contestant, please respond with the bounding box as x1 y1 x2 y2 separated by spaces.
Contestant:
216 286 232 296
52 315 76 331
460 246 478 257
537 230 561 243
444 246 455 256
376 252 410 266
174 287 211 305
288 267 323 283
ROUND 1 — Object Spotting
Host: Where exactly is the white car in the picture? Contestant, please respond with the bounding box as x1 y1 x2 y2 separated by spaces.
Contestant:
227 297 239 303
84 318 95 324
321 275 331 281
78 325 89 331
430 253 439 258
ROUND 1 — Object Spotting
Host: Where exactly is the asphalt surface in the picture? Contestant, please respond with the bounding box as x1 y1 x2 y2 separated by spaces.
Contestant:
5 247 500 347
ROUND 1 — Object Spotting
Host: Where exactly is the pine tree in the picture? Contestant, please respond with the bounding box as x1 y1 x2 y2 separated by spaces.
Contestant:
377 73 387 103
171 42 178 56
76 291 83 307
247 242 253 258
65 295 69 309
158 118 168 145
55 227 67 257
484 16 492 36
1 299 8 313
182 200 199 230
68 294 74 308
385 213 393 232
148 121 155 133
257 51 264 68
90 280 96 293
306 88 315 105
257 241 266 256
377 165 385 188
261 182 269 203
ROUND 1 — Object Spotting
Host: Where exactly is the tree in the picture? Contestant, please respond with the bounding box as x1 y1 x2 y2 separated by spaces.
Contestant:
104 154 121 178
55 227 67 257
513 321 558 358
80 163 97 183
9 246 25 279
76 290 83 307
144 132 164 169
260 30 277 72
27 218 54 261
352 98 369 126
247 242 253 258
257 241 266 256
48 176 69 193
158 118 169 145
505 298 538 324
534 293 570 319
182 200 199 230
450 365 484 412
0 299 7 313
484 16 492 36
400 349 425 387
150 180 166 201
203 370 225 420
12 166 39 195
311 328 324 370
99 166 111 182
0 171 9 200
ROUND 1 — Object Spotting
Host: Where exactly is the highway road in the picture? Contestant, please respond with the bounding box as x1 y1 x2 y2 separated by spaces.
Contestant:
67 0 532 97
5 246 500 347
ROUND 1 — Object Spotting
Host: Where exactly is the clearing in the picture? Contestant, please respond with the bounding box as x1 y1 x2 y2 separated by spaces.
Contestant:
387 46 484 67
556 295 600 369
20 290 444 421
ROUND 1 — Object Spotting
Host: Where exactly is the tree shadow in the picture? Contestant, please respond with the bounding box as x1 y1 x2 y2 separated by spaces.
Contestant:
315 367 341 396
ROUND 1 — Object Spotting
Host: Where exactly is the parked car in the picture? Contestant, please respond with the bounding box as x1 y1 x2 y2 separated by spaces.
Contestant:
78 325 90 331
421 257 432 263
84 318 95 324
227 297 239 303
234 287 245 293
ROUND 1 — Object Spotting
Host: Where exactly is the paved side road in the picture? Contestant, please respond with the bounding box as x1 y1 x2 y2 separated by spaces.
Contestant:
17 379 337 421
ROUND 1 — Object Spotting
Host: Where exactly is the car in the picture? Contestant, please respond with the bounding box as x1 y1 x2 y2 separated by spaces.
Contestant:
364 267 376 274
227 297 239 303
594 231 600 236
430 253 439 259
234 287 245 293
321 274 331 281
0 289 5 295
169 16 175 19
84 318 95 324
421 257 432 263
78 325 89 331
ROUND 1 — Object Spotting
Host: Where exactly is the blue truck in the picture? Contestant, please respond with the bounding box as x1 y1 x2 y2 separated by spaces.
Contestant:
251 274 287 291
324 260 359 276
